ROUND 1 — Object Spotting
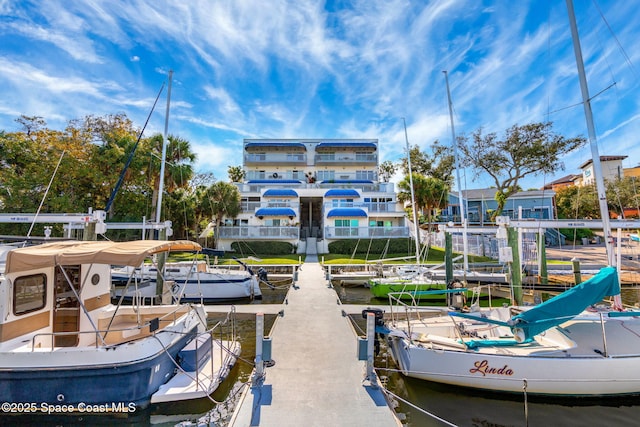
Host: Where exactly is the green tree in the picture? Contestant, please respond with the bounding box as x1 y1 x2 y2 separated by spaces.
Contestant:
555 184 599 219
378 160 397 183
145 134 197 224
398 173 449 234
201 181 241 248
227 165 246 183
399 141 454 186
460 122 585 219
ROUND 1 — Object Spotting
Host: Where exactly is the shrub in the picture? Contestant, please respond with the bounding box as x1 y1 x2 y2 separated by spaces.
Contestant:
230 241 295 255
327 238 415 256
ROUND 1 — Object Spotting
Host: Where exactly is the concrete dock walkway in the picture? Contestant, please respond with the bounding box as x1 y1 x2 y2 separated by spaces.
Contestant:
228 255 400 427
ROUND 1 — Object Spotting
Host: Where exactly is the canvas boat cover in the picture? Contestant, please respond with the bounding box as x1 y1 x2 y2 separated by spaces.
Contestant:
5 240 202 274
511 266 620 340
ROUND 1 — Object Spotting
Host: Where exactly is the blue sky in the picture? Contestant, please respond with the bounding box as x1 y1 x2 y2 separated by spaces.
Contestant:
1 0 639 192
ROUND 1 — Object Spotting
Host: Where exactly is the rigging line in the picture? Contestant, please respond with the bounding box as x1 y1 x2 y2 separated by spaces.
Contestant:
591 0 638 78
105 81 166 213
546 82 616 115
27 149 65 238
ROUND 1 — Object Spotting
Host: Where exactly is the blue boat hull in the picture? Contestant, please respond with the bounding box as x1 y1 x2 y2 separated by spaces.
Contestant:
0 328 197 410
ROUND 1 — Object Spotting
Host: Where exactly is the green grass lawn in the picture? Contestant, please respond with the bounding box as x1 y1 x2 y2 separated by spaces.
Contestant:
167 246 494 266
321 247 493 265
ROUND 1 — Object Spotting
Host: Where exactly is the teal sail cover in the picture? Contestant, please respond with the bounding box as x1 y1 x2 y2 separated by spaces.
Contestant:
511 266 620 341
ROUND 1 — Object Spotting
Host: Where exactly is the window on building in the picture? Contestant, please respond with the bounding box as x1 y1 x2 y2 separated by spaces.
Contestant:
317 170 335 181
356 170 375 180
332 199 354 207
265 219 281 226
335 219 358 227
13 274 47 315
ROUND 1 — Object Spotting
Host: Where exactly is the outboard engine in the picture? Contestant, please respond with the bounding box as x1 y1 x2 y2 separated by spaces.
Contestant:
257 267 276 290
447 279 466 310
361 308 385 356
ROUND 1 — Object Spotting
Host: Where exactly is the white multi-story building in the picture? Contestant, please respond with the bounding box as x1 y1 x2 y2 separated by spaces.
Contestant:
216 139 410 253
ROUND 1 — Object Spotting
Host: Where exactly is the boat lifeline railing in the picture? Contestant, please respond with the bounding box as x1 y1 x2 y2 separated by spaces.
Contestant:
386 282 505 338
30 304 192 351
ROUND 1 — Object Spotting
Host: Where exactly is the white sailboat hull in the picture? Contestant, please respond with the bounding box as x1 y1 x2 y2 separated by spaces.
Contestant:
387 311 640 396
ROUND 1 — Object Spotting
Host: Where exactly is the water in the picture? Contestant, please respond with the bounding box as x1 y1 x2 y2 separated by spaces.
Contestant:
341 285 640 427
4 281 640 426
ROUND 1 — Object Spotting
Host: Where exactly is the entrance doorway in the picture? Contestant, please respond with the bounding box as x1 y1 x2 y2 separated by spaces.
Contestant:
299 197 323 238
53 265 82 347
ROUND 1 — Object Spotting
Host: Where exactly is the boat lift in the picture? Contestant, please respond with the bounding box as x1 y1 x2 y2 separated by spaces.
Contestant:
0 209 173 240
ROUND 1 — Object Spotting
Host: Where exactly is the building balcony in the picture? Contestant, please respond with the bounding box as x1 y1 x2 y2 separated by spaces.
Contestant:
244 153 307 165
217 226 300 240
323 201 403 214
314 154 377 165
324 226 410 239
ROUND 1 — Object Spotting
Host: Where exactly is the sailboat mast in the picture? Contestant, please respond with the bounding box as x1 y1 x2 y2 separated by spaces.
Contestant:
155 69 173 226
403 118 421 265
443 71 469 273
565 0 615 266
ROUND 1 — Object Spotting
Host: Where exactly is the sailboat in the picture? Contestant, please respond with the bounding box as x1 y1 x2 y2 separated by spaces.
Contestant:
368 120 460 301
379 0 640 397
111 71 262 304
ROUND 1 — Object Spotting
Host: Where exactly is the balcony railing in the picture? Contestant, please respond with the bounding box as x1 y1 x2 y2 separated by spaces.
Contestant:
217 226 300 240
244 153 306 164
324 226 409 239
323 201 401 213
314 154 377 164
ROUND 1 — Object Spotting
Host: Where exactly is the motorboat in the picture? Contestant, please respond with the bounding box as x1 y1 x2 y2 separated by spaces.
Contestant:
0 240 240 410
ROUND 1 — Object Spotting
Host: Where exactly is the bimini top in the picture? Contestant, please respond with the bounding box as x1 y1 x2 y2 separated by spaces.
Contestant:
324 189 360 198
327 208 367 218
255 207 296 217
5 240 202 274
315 141 377 151
263 189 299 198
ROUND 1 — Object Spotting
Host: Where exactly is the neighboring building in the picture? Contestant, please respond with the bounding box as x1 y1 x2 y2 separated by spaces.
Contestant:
579 155 627 185
541 174 580 191
443 188 556 226
216 139 409 253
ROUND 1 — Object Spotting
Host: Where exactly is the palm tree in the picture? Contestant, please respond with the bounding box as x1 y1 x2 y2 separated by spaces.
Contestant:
202 181 241 248
398 173 449 244
145 133 197 225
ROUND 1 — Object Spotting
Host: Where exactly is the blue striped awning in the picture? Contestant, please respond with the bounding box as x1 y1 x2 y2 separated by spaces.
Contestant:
320 180 372 185
316 142 376 150
324 189 360 198
327 208 367 218
245 142 306 150
255 208 296 218
247 180 302 184
263 189 299 198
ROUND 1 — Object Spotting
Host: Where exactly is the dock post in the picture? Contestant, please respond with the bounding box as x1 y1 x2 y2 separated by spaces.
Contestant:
253 312 265 386
572 258 582 285
365 312 377 388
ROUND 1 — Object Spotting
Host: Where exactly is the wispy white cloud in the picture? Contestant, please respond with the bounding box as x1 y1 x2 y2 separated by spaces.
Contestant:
0 0 638 187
